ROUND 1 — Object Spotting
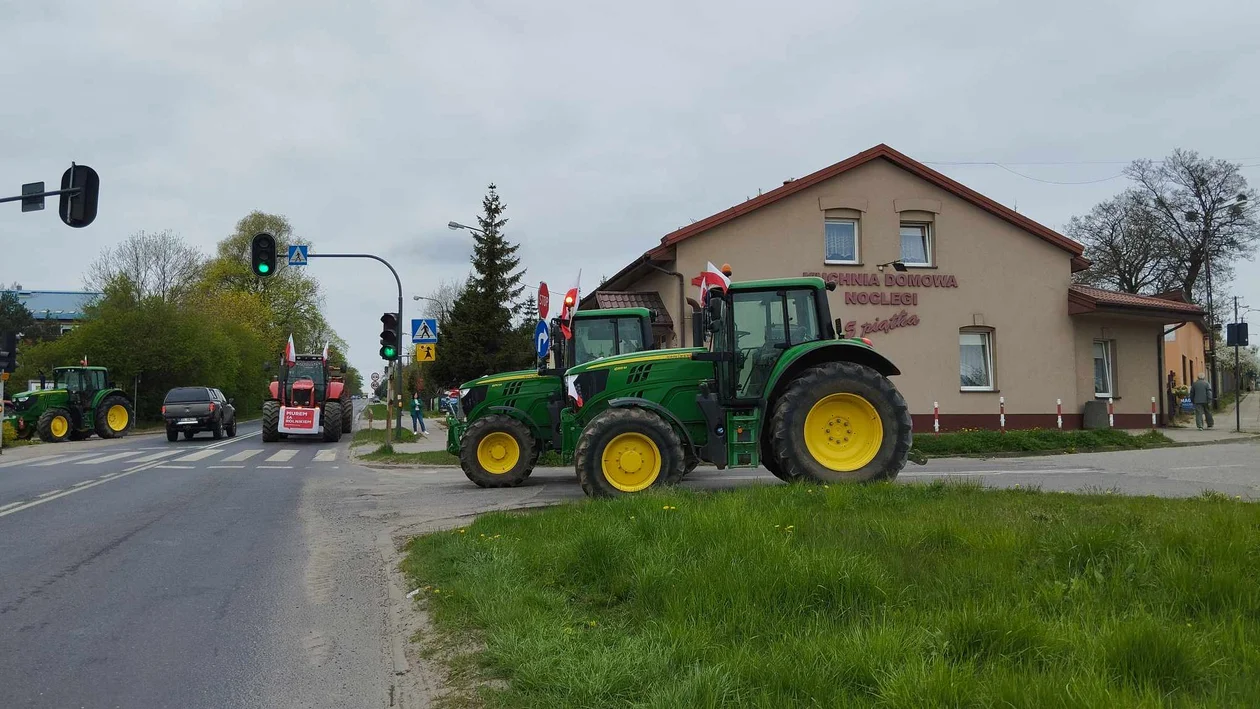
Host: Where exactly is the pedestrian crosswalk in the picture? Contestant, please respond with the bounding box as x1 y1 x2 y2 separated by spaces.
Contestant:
2 446 345 469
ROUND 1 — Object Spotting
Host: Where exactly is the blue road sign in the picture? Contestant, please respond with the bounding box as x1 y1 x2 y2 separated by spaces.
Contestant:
412 318 438 344
288 244 309 265
535 321 550 359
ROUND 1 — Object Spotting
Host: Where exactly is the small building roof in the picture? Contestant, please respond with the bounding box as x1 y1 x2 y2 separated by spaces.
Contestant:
2 290 101 320
1068 285 1206 319
593 291 673 326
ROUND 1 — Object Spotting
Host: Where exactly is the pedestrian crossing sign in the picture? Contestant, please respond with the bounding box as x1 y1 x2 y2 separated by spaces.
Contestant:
416 344 436 362
287 244 309 265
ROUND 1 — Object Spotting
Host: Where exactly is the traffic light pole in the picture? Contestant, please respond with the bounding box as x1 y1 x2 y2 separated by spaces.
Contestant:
305 253 406 441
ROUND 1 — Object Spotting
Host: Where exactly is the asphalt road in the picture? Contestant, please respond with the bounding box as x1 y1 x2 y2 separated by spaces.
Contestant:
2 409 1257 709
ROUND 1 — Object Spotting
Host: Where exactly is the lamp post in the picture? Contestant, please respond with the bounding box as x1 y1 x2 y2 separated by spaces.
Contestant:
447 221 486 236
1185 193 1250 409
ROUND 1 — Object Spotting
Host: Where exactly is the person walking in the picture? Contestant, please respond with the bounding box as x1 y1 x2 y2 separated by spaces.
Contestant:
1190 372 1214 430
411 392 428 436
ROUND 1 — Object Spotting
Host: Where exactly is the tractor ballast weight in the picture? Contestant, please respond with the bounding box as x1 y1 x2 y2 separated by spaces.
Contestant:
560 276 915 497
446 307 657 488
6 366 134 443
261 353 352 443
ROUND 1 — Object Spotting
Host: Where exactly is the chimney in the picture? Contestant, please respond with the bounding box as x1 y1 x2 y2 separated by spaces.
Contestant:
783 178 794 185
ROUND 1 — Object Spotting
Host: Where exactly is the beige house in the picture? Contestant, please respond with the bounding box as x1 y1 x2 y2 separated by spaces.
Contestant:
587 144 1204 431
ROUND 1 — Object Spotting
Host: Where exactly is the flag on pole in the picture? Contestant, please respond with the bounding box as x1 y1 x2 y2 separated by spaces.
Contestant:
81 355 88 366
696 262 731 304
321 342 330 361
559 270 582 340
284 335 297 365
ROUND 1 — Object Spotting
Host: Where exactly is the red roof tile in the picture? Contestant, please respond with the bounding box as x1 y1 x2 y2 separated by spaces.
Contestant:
1068 285 1205 315
593 291 673 326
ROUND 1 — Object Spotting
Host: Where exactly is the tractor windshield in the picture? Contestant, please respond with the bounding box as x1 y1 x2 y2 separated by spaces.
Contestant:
727 289 821 399
573 317 645 365
54 369 84 392
289 361 325 385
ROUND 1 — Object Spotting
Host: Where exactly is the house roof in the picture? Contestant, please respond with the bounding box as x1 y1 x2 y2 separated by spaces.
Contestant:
3 290 101 320
1068 285 1205 318
593 291 673 326
642 143 1086 265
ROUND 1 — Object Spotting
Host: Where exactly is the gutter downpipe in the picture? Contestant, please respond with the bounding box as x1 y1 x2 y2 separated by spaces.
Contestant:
646 261 687 348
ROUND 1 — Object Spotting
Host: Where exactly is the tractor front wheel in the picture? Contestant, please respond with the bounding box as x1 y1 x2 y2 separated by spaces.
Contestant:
341 398 353 433
322 402 344 443
460 415 535 488
37 408 73 443
575 407 685 498
262 401 280 442
770 361 912 484
94 395 133 439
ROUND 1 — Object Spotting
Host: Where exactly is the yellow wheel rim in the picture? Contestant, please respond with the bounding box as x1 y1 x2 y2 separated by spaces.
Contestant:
107 404 129 431
476 431 520 474
803 393 883 472
50 415 69 439
601 432 662 493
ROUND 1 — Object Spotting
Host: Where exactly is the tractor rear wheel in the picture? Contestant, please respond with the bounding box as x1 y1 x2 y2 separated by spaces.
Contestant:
762 408 797 483
323 402 344 442
341 398 353 433
261 401 280 442
37 408 73 443
94 395 133 439
460 415 535 488
575 407 685 498
770 361 912 484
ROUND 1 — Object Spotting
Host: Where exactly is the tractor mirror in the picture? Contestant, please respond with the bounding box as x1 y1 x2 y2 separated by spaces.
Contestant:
825 281 837 292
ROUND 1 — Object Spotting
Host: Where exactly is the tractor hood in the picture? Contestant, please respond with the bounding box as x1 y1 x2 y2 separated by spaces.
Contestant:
458 369 542 390
563 348 705 376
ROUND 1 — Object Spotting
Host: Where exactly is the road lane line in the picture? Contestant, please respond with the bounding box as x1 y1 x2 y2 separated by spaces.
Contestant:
75 451 144 465
222 449 262 462
172 449 224 462
36 489 64 498
0 501 25 512
129 450 183 463
257 465 293 469
209 465 245 469
313 449 337 462
265 449 297 463
70 480 94 488
157 465 195 469
1170 464 1248 471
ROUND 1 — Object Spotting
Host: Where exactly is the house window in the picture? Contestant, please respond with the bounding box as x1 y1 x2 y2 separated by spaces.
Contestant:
959 330 994 391
824 219 859 264
1093 340 1115 398
899 222 932 266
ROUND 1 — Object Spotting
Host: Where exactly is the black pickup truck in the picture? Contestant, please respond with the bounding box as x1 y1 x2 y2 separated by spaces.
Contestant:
162 387 237 441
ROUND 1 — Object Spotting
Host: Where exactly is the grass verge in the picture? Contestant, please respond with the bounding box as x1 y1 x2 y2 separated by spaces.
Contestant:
361 445 458 465
403 482 1260 707
913 428 1172 457
353 428 417 445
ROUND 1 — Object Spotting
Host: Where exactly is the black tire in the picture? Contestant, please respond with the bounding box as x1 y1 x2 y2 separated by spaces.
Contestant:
762 409 797 483
184 430 196 440
94 394 133 439
341 398 353 433
770 362 912 484
575 407 685 498
680 452 699 479
37 408 73 443
211 417 224 440
262 400 280 442
459 414 535 488
226 418 237 438
323 402 343 443
166 427 179 442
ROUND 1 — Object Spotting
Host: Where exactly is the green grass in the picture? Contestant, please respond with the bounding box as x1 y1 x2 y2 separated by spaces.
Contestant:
403 482 1260 707
361 445 458 465
913 428 1172 457
352 427 417 445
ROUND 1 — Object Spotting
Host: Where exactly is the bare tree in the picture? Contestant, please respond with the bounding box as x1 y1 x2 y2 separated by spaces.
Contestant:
419 277 466 321
1126 150 1258 302
1069 190 1175 293
85 230 206 303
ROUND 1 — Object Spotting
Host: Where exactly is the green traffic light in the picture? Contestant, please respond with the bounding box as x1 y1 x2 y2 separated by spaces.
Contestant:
258 263 270 274
383 347 396 357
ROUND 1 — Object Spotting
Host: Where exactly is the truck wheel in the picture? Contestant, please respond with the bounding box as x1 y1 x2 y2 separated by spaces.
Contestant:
459 415 535 488
575 408 685 498
167 427 179 442
37 408 73 443
262 401 280 442
226 418 237 437
770 361 912 484
94 395 133 439
212 418 224 440
323 402 344 443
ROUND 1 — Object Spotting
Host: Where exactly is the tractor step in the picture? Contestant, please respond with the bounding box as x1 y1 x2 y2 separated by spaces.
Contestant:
726 409 761 468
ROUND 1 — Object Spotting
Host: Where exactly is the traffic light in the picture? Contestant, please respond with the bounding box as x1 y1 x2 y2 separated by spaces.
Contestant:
379 312 399 360
0 332 17 373
58 163 99 228
251 232 277 277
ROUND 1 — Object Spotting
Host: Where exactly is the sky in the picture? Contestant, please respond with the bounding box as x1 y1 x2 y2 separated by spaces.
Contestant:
4 0 1259 381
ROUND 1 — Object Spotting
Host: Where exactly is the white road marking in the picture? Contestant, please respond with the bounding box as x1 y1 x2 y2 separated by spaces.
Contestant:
36 489 64 498
0 453 69 468
0 501 25 513
313 449 337 462
0 431 263 520
156 465 194 470
265 449 297 463
208 465 246 469
257 465 293 469
74 451 143 465
33 454 99 467
221 449 262 462
1169 464 1248 471
70 480 94 488
172 449 223 462
129 450 183 463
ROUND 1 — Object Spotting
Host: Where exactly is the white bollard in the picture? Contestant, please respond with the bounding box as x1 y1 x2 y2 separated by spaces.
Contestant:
1056 398 1063 430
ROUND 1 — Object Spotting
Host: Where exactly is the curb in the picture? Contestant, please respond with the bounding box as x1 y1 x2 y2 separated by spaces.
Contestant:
914 434 1260 461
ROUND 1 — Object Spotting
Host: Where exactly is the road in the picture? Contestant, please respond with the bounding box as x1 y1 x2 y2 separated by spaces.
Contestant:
1 411 1257 708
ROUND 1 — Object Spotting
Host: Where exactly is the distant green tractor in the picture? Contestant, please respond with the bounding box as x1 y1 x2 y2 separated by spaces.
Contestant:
559 277 915 497
448 307 657 487
7 366 135 443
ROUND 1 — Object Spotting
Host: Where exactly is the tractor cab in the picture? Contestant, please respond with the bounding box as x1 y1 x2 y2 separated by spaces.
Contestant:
546 307 654 374
285 357 327 407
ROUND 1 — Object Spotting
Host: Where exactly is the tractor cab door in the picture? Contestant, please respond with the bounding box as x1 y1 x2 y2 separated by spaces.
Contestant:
715 288 821 405
56 370 87 426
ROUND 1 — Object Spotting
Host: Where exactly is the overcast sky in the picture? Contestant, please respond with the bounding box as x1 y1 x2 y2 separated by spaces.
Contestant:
4 0 1259 382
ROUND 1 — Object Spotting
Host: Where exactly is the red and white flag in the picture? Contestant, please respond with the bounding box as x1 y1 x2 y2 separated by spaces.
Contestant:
321 342 330 361
566 376 583 407
81 355 88 366
558 270 581 340
284 334 297 365
697 261 731 303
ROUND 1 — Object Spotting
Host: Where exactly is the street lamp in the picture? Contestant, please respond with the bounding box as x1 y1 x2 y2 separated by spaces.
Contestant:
876 260 908 272
448 221 486 236
1185 193 1250 409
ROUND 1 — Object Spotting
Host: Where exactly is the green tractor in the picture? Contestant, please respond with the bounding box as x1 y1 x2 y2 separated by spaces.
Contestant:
559 277 915 497
6 366 135 443
448 307 657 487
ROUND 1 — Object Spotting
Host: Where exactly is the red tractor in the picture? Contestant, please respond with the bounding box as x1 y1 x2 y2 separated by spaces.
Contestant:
262 353 353 442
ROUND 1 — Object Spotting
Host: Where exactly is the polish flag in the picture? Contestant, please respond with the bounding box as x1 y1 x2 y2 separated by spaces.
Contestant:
696 262 731 303
284 334 297 365
321 342 330 361
566 376 583 407
558 270 581 340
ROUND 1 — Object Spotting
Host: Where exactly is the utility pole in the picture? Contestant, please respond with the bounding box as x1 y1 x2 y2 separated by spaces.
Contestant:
1236 296 1241 433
